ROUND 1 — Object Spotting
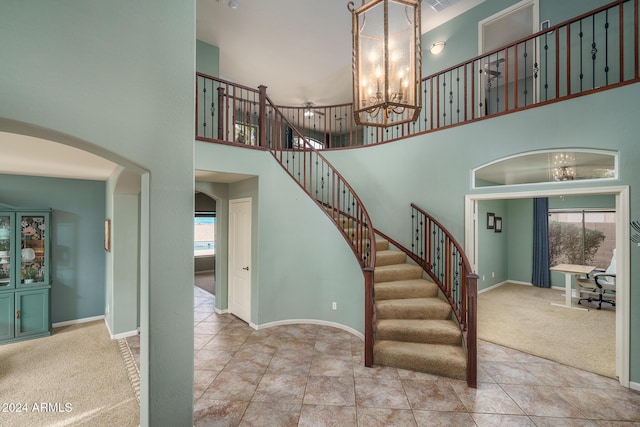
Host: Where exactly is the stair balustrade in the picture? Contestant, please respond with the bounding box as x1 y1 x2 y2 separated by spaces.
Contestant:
196 0 639 149
375 204 478 388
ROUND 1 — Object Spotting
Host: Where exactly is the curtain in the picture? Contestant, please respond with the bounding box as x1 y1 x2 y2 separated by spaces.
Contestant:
532 197 550 288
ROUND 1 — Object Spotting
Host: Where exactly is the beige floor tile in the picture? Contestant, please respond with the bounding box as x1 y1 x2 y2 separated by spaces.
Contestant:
238 401 301 427
298 404 357 427
355 377 411 409
357 407 417 427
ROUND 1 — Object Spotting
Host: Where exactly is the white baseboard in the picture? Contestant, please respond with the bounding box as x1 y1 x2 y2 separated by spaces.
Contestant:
255 319 364 340
214 307 228 314
478 280 521 294
52 315 104 328
103 318 139 340
630 381 640 392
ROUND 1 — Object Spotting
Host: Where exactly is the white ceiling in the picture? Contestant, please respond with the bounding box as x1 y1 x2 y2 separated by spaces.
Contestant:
2 0 485 182
0 132 118 181
196 0 485 106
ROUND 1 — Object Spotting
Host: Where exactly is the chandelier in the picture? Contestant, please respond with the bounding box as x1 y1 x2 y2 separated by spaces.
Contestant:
551 152 576 181
349 0 422 127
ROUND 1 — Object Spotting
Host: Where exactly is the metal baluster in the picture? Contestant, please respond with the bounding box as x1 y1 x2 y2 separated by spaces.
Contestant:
202 79 207 138
456 68 461 123
533 38 539 103
494 52 500 113
580 19 584 91
592 14 598 89
523 42 528 105
544 32 549 100
449 70 454 125
605 9 610 86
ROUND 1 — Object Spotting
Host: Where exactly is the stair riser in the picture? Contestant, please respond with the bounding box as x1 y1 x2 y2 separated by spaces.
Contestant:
374 280 439 300
376 305 451 320
374 353 466 380
376 328 462 345
374 268 422 283
373 343 466 380
376 252 408 266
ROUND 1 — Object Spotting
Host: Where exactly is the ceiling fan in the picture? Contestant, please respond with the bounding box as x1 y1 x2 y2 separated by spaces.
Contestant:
303 102 325 118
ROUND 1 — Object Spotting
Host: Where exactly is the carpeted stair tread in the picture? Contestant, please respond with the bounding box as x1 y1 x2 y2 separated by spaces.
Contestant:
376 250 407 266
373 340 466 380
374 263 423 283
376 297 452 320
375 279 438 300
376 319 462 345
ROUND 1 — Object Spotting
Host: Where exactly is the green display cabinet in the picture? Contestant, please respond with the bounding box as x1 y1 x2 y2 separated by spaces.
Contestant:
0 207 51 344
0 293 14 341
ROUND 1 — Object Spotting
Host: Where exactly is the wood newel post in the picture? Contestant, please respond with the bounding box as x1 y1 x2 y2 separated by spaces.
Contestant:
364 268 375 367
258 85 267 147
217 87 225 140
466 273 479 388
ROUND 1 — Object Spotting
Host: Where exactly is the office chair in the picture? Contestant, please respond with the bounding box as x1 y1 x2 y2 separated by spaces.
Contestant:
577 249 616 310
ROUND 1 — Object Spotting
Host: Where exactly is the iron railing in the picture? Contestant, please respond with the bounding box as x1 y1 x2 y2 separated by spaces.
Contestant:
196 0 639 149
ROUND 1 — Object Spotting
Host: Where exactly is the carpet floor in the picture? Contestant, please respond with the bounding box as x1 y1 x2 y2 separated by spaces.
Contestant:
0 320 139 427
478 283 615 379
194 271 215 295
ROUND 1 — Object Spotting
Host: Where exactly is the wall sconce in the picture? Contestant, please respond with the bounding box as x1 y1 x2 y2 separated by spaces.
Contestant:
349 0 422 127
430 41 446 55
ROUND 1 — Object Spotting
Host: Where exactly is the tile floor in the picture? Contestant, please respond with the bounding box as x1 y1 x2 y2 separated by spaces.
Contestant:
126 286 640 426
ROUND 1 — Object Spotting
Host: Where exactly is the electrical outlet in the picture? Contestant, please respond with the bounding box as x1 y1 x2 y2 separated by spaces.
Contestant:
105 303 109 314
332 302 337 310
492 272 495 278
482 275 485 281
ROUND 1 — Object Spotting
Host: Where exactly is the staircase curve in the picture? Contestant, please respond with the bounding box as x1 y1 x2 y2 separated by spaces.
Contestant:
194 80 478 386
262 91 377 367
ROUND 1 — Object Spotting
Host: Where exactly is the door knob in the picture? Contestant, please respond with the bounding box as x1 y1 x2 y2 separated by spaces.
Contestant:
242 266 249 271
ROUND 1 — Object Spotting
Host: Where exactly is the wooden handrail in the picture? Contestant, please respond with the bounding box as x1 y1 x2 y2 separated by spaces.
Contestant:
260 92 378 366
375 203 478 388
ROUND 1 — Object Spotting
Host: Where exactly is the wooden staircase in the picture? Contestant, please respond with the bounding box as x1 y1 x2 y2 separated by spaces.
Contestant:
372 238 467 380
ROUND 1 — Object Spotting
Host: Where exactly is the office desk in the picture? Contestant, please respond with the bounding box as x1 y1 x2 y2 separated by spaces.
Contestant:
550 264 595 311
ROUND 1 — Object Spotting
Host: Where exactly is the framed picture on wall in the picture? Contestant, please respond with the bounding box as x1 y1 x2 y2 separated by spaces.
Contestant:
486 212 495 229
495 217 503 233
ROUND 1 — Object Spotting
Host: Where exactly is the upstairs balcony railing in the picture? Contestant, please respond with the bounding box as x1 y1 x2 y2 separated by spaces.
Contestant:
196 0 639 149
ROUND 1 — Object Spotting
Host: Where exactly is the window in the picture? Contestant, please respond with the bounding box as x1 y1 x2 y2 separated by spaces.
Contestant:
293 135 324 150
194 214 215 257
235 123 257 145
548 210 615 269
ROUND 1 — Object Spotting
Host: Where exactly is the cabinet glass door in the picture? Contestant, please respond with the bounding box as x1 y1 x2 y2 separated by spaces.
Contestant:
0 213 13 289
18 213 49 287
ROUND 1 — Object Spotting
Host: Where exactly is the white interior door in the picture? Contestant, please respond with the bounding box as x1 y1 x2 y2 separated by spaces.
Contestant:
228 197 252 323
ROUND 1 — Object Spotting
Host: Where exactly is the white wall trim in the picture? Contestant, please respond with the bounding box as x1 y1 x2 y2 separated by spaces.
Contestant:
214 307 228 315
479 280 509 293
630 381 640 392
52 315 104 328
255 319 364 341
465 185 630 388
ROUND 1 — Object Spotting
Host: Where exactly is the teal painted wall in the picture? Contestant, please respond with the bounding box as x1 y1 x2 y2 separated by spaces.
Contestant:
423 0 613 73
195 143 365 332
0 174 105 323
196 40 220 76
478 199 509 290
321 84 640 384
506 198 534 284
0 1 195 425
